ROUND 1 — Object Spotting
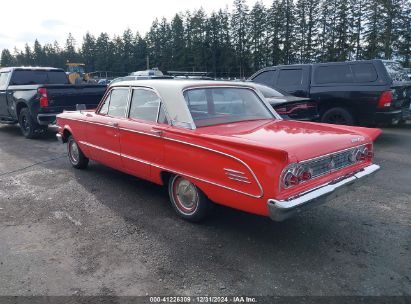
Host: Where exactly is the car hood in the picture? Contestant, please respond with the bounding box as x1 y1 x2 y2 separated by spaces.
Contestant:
197 120 381 162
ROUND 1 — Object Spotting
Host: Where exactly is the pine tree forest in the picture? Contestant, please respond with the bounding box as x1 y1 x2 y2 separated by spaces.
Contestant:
1 0 410 78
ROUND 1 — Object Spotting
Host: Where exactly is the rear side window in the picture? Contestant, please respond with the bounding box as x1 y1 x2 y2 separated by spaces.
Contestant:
129 89 161 122
314 65 354 84
277 69 303 86
253 70 275 86
352 63 378 82
10 70 69 85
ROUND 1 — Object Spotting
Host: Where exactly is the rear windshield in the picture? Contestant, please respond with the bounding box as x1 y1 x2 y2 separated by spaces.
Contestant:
253 83 285 98
183 87 274 127
10 70 69 85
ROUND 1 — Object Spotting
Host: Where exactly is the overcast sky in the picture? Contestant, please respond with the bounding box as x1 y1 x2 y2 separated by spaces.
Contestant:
0 0 272 52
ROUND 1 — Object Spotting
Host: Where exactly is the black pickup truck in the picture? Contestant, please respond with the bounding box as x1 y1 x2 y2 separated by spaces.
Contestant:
249 60 411 126
0 67 106 138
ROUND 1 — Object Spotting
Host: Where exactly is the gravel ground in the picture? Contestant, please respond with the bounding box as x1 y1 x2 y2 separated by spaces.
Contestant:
0 123 410 297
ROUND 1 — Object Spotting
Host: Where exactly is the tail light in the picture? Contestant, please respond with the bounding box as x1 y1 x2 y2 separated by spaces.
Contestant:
38 88 49 108
377 91 392 108
281 165 313 189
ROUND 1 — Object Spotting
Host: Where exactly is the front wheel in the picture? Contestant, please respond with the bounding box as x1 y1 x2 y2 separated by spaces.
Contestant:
321 107 355 125
67 135 89 169
168 175 213 222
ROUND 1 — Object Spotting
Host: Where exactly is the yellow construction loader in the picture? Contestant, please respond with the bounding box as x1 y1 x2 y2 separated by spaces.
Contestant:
66 62 93 84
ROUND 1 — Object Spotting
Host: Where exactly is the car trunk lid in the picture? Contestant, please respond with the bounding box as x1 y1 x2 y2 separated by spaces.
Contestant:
198 120 381 162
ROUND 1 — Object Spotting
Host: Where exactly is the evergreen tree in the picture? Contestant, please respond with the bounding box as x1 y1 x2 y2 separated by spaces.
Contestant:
1 49 15 66
363 0 384 59
217 8 235 78
249 1 267 70
122 28 134 73
170 14 186 70
132 32 148 71
267 0 284 65
231 0 250 78
65 33 78 62
397 0 411 66
281 0 296 64
33 39 45 66
94 32 113 71
334 0 352 61
350 0 366 60
81 33 96 71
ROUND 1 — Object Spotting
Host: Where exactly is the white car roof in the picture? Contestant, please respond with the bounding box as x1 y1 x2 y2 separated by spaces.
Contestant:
109 79 279 129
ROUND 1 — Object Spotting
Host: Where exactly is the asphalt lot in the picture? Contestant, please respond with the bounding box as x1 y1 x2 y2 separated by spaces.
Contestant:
0 123 410 297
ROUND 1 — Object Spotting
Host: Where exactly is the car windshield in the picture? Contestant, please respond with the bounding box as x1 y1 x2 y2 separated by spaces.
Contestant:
183 87 274 127
252 83 285 98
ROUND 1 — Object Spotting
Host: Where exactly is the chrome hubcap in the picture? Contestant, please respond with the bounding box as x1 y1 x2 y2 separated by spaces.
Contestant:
174 178 199 213
69 140 80 163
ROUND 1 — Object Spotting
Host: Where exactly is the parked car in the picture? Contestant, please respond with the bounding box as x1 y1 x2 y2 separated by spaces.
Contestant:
56 80 381 222
245 82 319 121
110 75 173 85
0 67 107 138
249 59 411 126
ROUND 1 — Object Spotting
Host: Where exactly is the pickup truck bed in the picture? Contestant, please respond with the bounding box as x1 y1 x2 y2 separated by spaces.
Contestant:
0 67 106 138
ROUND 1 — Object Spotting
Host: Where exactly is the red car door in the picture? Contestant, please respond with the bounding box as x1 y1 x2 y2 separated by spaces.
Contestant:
85 87 130 170
118 88 167 180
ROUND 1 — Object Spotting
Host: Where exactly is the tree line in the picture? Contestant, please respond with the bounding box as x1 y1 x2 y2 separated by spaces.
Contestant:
1 0 410 78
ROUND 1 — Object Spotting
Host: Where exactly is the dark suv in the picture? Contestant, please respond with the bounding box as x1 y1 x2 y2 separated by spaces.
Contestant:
249 60 411 126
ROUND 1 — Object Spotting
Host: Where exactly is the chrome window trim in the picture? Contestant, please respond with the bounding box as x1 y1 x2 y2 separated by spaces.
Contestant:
128 86 172 125
98 86 131 118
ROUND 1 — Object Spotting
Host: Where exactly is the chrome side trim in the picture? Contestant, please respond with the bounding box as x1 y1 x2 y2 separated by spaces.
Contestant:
61 117 118 129
163 136 264 198
120 127 162 138
268 164 380 221
123 152 259 197
61 117 263 198
228 177 252 184
224 168 246 175
79 139 263 198
79 141 121 156
227 173 249 180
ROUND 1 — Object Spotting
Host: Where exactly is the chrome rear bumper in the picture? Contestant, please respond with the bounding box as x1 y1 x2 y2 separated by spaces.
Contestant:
268 164 380 222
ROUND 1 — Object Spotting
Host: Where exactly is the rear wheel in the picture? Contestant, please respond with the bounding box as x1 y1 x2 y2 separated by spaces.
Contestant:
67 135 89 169
321 107 355 125
168 175 213 222
18 108 43 138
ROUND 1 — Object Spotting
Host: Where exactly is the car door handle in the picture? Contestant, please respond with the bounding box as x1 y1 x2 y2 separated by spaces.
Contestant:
150 128 163 136
109 122 118 127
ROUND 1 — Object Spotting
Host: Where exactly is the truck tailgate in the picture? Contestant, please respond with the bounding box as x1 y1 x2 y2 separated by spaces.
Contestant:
391 82 411 119
43 84 106 112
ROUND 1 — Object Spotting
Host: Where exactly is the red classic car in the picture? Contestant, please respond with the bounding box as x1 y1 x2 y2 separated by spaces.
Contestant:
56 80 381 222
